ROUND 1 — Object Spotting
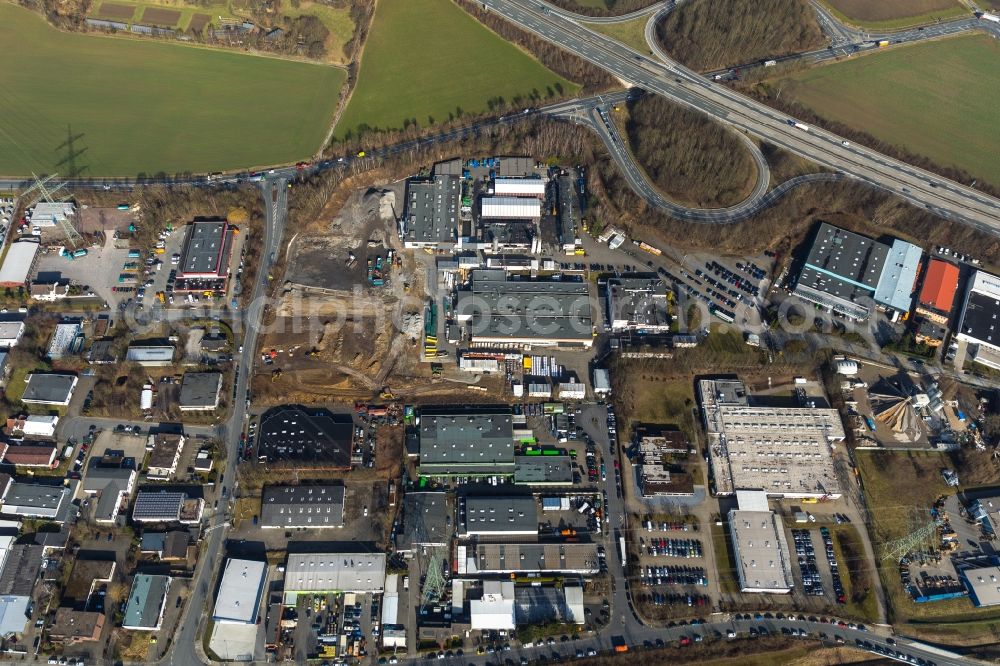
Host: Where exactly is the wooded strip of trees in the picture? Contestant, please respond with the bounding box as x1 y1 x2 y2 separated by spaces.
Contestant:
547 0 660 18
624 94 755 208
656 0 825 72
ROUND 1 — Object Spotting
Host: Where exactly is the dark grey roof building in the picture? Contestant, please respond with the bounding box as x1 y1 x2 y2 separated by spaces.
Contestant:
178 372 222 411
260 484 345 529
417 409 514 477
256 407 353 468
792 223 889 320
403 176 461 249
513 455 574 487
397 492 451 552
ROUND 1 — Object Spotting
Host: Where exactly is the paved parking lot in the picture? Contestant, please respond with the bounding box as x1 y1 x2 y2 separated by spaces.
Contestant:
35 235 128 307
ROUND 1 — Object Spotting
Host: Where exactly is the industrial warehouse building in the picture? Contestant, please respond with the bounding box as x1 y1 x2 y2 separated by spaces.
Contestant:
213 558 266 624
0 241 39 287
792 223 887 320
605 276 671 331
283 553 386 599
256 406 353 468
479 197 541 220
397 491 452 553
454 270 594 348
956 270 1000 370
417 409 515 477
873 238 923 315
458 496 537 538
176 220 235 292
260 484 345 529
459 543 600 575
403 175 461 249
493 177 546 197
727 490 794 594
700 378 845 499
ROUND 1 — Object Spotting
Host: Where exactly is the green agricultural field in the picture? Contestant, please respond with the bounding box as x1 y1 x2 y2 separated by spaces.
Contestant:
777 34 1000 186
335 0 579 140
584 16 650 54
819 0 966 29
0 4 344 176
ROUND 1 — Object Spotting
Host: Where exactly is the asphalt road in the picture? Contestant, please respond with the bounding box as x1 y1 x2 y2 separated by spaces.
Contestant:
484 0 1000 236
407 615 980 666
161 176 288 666
547 96 844 221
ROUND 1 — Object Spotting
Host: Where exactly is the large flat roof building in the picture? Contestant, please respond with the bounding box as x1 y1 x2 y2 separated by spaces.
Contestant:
792 223 888 320
727 490 794 594
260 484 345 529
0 321 24 348
283 553 386 597
177 221 234 279
957 270 1000 370
606 276 670 332
418 409 515 477
213 558 266 624
257 406 353 468
460 543 600 575
459 496 538 538
700 378 844 499
403 176 461 249
454 270 593 348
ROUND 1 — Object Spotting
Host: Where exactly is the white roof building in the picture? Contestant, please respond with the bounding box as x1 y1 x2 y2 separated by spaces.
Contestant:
469 580 515 630
47 322 83 359
558 381 586 400
493 177 546 197
17 415 59 438
29 202 74 226
480 197 541 219
283 553 386 597
727 490 793 594
212 558 266 624
0 242 39 286
0 322 24 349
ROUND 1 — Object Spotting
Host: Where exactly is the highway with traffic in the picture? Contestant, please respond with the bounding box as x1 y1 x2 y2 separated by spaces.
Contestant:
483 0 1000 237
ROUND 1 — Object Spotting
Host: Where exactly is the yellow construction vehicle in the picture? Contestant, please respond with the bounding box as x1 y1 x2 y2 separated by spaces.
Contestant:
271 369 283 382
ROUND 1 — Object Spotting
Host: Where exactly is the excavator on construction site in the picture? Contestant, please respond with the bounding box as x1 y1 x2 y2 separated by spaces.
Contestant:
271 368 283 382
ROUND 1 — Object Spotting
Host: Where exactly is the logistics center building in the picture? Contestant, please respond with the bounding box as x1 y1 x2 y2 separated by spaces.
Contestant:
700 378 845 499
